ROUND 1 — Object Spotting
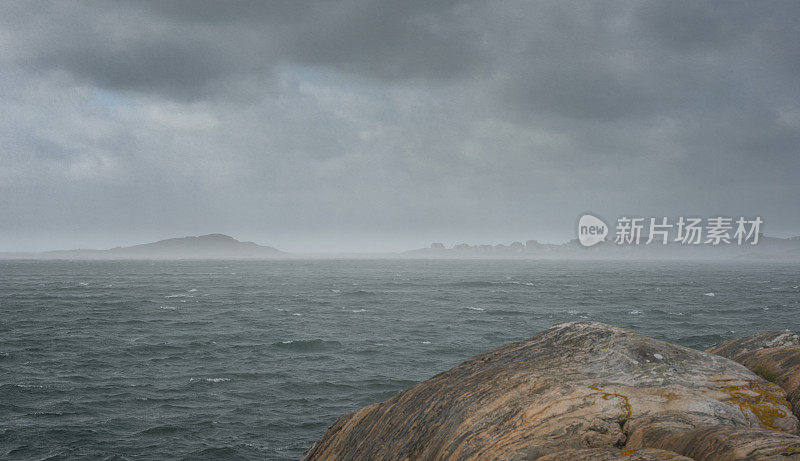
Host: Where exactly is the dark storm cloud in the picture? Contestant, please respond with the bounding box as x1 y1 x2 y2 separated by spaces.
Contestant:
7 1 486 101
1 1 799 251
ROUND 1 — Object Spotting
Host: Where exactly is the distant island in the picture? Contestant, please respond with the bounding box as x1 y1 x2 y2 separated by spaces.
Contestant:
0 234 283 259
405 235 800 260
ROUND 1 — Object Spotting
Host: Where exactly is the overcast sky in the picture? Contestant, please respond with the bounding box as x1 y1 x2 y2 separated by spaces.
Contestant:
2 1 799 252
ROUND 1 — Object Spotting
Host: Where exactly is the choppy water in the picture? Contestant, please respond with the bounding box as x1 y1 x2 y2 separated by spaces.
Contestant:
1 259 799 459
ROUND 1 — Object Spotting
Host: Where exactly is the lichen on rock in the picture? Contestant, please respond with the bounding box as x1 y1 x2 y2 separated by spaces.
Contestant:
708 330 800 422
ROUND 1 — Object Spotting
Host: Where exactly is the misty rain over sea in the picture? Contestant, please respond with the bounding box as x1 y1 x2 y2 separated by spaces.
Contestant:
1 259 799 459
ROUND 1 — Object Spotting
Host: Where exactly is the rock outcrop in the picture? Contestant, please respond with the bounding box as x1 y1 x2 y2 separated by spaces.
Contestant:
708 330 800 420
303 322 800 460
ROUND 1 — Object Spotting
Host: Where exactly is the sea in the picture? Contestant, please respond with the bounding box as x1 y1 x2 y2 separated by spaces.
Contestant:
1 259 799 460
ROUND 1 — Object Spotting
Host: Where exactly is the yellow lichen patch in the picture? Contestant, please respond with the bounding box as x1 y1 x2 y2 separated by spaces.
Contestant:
620 449 638 455
715 380 790 430
588 385 632 422
602 393 632 423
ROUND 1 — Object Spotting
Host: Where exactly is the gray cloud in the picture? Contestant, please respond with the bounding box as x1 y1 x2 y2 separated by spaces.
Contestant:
1 1 798 252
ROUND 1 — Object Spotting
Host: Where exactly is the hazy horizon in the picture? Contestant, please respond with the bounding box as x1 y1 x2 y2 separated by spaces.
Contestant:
3 1 800 253
5 225 800 254
5 229 583 254
2 228 798 257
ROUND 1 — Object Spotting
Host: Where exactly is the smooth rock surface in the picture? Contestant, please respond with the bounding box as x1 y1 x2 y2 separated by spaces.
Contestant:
304 322 799 460
536 448 692 460
708 330 800 420
626 424 800 460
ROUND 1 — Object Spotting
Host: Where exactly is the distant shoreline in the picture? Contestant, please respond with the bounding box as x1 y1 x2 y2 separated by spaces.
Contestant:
2 232 799 260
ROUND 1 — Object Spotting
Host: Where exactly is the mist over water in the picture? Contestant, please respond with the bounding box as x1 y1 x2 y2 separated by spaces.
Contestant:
2 259 799 459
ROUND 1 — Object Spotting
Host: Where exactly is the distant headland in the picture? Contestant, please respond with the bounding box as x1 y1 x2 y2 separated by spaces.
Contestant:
0 234 283 259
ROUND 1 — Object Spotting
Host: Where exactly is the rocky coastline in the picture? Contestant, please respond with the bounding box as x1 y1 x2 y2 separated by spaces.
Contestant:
303 322 800 460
